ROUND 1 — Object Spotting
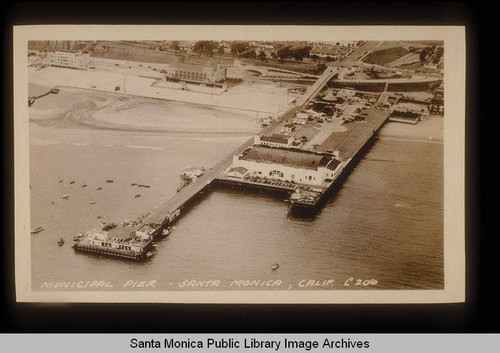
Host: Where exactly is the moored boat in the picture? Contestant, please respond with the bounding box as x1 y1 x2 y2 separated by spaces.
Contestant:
162 226 173 236
31 226 44 234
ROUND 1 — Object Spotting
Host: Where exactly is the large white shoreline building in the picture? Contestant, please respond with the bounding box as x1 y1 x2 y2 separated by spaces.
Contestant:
49 50 90 70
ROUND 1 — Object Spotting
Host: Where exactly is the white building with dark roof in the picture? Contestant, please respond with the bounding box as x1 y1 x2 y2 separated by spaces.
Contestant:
231 146 343 186
254 134 293 148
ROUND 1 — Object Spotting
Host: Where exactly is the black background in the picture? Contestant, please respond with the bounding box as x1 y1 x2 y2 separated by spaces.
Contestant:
2 2 498 333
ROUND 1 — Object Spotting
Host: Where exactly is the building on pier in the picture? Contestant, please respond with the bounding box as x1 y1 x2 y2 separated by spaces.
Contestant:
254 134 294 148
231 145 343 186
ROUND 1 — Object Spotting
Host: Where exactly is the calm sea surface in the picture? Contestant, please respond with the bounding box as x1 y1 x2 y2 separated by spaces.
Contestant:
29 87 443 291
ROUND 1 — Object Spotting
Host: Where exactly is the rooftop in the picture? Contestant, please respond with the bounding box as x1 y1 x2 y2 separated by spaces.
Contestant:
239 145 337 171
260 134 291 144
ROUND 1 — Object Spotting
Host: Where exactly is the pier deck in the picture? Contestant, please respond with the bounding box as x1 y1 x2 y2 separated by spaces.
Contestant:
318 108 390 159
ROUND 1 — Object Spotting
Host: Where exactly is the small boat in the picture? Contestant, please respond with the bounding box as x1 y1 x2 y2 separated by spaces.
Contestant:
131 183 137 186
106 179 113 183
73 233 84 241
138 184 145 188
89 201 96 205
81 184 87 188
58 237 65 246
96 187 102 190
62 194 70 199
69 181 75 184
162 226 173 236
135 194 141 198
31 226 44 234
271 263 280 271
58 179 63 183
97 216 102 219
144 185 151 188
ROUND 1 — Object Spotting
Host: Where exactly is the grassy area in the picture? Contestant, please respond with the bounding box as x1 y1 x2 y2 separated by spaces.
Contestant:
364 47 409 66
91 41 178 65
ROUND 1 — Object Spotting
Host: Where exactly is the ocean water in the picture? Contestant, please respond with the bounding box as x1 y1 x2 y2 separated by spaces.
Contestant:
28 89 443 292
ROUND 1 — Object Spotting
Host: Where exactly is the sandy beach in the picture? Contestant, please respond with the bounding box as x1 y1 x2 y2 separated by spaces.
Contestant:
29 66 292 114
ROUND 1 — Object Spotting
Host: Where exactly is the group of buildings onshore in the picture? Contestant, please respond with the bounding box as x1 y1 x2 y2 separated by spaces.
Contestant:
30 49 232 86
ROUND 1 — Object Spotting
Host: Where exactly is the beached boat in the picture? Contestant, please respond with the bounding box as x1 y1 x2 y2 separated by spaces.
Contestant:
31 226 44 234
62 194 70 199
131 183 137 186
96 187 102 190
271 263 280 271
89 201 96 205
69 181 75 184
81 184 87 188
135 194 141 198
106 179 113 183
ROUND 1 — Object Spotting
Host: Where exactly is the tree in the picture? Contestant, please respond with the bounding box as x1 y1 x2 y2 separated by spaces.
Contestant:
277 45 293 61
291 46 312 62
171 41 180 51
217 46 225 55
240 49 257 59
230 41 250 56
258 50 266 61
419 47 431 63
193 41 219 56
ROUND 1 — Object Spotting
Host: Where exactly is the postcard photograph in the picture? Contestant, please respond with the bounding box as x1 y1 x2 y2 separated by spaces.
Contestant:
14 25 465 303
